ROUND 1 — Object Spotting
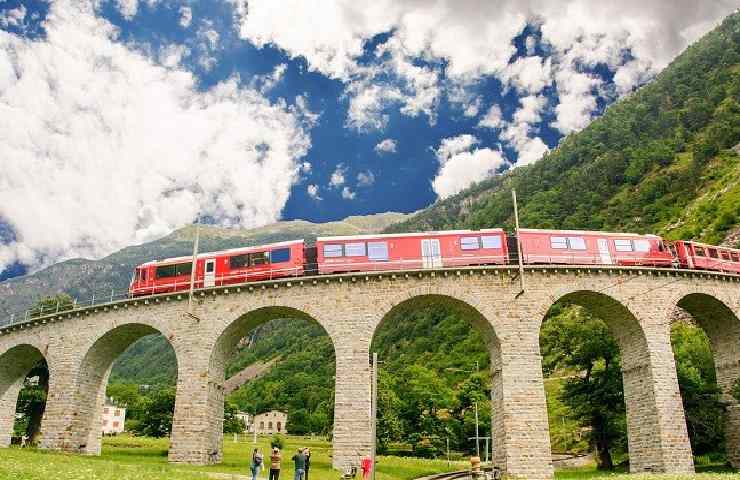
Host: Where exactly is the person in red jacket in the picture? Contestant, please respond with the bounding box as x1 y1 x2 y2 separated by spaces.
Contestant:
361 456 373 480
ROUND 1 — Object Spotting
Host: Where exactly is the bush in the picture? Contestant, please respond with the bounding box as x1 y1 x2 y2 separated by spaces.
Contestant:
270 434 285 450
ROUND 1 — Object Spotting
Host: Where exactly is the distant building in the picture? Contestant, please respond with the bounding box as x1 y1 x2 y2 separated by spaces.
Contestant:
253 410 287 434
236 411 251 430
102 402 126 435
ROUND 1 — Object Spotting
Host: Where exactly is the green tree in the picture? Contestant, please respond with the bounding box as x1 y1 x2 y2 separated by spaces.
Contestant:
29 293 75 318
131 386 175 438
224 401 246 434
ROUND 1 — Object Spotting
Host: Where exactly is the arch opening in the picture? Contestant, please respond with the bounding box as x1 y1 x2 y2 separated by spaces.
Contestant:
0 344 48 448
371 295 500 464
672 293 740 468
539 291 653 473
71 323 179 456
206 306 337 463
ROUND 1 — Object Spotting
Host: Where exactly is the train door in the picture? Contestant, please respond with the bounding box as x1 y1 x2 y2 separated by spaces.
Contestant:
204 258 216 287
421 238 442 269
597 239 612 265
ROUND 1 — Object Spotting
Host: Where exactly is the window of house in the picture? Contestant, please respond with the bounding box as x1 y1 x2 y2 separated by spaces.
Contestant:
344 242 367 257
260 422 264 430
708 248 718 259
633 240 651 252
461 237 480 250
367 242 389 261
614 239 634 252
156 262 192 278
271 248 291 263
115 410 121 416
103 420 108 426
323 244 343 258
268 422 273 430
567 237 587 250
481 236 502 249
550 236 568 249
695 247 706 257
113 421 119 428
104 408 109 414
277 422 282 432
230 254 249 269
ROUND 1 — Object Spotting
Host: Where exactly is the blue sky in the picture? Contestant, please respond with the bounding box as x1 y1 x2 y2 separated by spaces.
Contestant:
0 0 736 279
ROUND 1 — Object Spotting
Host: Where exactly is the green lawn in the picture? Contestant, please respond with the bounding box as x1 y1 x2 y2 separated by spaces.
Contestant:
0 435 737 480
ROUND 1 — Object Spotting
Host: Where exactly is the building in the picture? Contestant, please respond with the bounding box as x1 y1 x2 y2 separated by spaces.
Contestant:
236 411 251 431
101 402 126 435
252 410 287 435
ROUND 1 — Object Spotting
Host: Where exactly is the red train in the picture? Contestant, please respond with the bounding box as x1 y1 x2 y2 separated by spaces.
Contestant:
129 229 740 296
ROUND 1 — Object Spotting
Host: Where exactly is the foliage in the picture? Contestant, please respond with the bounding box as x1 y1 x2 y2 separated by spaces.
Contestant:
12 362 48 443
130 387 175 438
28 293 74 318
271 434 286 450
224 401 246 434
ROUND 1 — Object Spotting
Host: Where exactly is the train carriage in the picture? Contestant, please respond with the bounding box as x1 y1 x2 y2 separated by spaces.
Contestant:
315 229 509 275
670 240 740 273
517 229 673 267
129 239 305 296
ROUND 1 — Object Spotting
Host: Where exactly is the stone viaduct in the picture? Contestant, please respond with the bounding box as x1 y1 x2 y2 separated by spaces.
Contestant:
1 264 739 479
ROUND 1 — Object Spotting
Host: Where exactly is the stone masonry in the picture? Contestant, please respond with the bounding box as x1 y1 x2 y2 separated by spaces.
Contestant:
0 265 739 479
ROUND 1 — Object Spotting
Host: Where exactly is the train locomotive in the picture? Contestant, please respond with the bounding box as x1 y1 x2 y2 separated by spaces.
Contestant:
129 228 740 296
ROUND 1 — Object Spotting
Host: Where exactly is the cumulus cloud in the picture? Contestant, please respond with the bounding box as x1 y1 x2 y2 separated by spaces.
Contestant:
374 138 397 154
501 95 550 165
0 0 312 272
478 104 503 129
329 164 346 188
341 186 356 200
432 135 506 198
252 63 288 94
179 6 192 28
0 5 26 28
357 171 375 187
300 162 312 174
116 0 138 20
234 0 736 135
307 184 322 200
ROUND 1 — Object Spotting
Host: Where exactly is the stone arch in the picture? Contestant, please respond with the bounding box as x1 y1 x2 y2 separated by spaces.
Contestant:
539 288 692 473
204 306 336 463
70 322 180 455
672 291 740 466
0 343 48 448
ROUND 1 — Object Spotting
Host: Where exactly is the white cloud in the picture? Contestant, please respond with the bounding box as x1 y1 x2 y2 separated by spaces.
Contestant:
501 95 550 165
179 6 192 28
374 138 397 154
329 164 346 188
252 63 288 94
478 104 503 129
300 161 312 174
234 0 736 134
550 67 601 134
116 0 138 20
158 44 190 68
432 136 506 199
341 186 356 200
307 184 322 200
0 0 312 272
0 5 26 28
357 171 375 187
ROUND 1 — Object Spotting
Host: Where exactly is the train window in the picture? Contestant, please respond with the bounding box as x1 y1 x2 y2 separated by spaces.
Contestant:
550 237 567 249
567 237 587 250
323 244 343 258
481 236 502 249
461 237 480 250
140 269 147 282
230 254 249 269
708 249 718 259
731 253 740 262
205 261 214 273
367 242 389 261
156 262 192 278
695 247 705 257
720 251 731 260
634 240 651 252
250 252 270 266
344 242 367 257
271 248 291 263
614 239 633 252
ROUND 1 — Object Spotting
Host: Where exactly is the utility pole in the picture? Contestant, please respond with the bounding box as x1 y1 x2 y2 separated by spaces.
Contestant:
371 352 378 480
187 217 200 314
474 401 480 458
512 189 525 294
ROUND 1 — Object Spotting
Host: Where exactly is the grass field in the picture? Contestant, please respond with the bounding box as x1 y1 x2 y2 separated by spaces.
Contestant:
0 435 737 480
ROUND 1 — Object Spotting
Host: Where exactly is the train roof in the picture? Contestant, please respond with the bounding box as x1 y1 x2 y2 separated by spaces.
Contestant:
679 240 740 252
317 228 505 242
517 228 662 238
139 239 304 266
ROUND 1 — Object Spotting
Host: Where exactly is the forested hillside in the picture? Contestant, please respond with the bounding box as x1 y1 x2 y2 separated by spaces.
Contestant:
387 13 740 247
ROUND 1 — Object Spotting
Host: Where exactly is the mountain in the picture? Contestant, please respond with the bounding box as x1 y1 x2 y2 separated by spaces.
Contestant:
387 12 740 247
0 212 409 322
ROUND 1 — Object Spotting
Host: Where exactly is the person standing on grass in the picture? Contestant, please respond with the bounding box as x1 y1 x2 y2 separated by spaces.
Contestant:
292 448 306 480
303 448 311 480
269 447 282 480
251 448 264 480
